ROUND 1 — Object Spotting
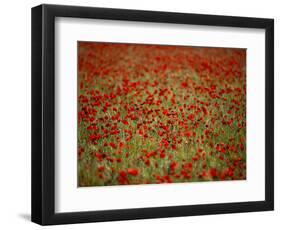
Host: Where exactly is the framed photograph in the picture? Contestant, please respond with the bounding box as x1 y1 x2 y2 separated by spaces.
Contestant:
31 4 274 225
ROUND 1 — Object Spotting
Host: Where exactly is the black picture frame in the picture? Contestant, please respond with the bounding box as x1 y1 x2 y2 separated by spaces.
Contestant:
31 4 274 225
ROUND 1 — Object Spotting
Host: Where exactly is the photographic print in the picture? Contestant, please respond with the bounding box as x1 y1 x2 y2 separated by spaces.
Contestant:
78 42 246 187
32 5 274 224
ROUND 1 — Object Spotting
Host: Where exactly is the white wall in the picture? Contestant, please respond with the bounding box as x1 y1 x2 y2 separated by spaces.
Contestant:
0 0 279 229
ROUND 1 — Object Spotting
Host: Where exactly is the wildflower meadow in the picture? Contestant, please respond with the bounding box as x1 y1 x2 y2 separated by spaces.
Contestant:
78 42 246 187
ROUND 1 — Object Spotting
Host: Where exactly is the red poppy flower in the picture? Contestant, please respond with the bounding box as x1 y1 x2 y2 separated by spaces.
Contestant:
109 142 117 149
188 114 195 121
127 168 139 176
160 150 166 158
209 168 218 178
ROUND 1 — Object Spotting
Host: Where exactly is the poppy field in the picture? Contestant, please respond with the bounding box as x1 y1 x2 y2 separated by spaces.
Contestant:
78 42 246 187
